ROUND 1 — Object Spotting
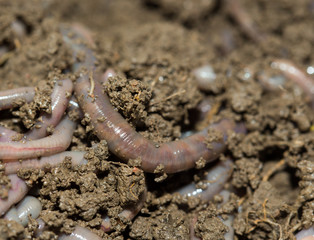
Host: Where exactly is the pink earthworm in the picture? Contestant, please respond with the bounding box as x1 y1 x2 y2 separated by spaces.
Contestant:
271 59 314 100
26 78 73 140
0 174 28 216
176 159 233 202
75 71 243 173
0 115 76 161
0 87 35 111
4 151 87 174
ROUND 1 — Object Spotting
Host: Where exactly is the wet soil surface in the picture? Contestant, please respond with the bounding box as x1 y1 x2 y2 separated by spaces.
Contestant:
0 0 313 239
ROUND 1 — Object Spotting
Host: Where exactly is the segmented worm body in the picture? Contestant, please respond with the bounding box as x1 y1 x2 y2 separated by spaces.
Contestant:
0 87 35 111
4 196 42 226
0 115 76 161
59 226 102 240
75 72 241 173
176 159 233 201
4 151 87 174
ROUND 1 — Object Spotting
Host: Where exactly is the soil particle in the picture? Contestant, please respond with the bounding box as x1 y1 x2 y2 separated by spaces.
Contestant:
0 16 72 90
98 22 205 139
0 173 10 199
105 75 152 126
194 204 228 240
232 158 263 189
16 142 146 238
12 79 54 129
234 181 288 239
0 219 24 240
130 204 189 240
143 0 216 26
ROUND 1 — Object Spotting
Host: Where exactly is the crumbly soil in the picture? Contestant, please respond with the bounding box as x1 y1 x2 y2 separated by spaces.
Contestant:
0 0 313 239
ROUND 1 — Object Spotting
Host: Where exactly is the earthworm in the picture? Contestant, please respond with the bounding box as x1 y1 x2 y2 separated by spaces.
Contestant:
176 159 233 202
4 195 42 226
59 226 103 240
224 0 265 42
26 78 73 140
75 72 243 173
271 59 314 100
0 87 35 111
4 151 87 174
0 174 28 216
0 115 76 161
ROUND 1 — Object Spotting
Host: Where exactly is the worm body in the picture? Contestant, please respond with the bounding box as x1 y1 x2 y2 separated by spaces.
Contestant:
0 116 76 161
75 72 238 173
59 226 102 240
4 151 87 174
176 159 233 201
4 196 42 226
272 59 314 98
0 87 35 110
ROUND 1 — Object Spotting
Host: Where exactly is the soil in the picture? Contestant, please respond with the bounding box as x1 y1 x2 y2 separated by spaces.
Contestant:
0 0 313 239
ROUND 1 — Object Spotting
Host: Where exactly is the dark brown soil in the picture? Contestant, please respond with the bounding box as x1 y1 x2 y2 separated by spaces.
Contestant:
0 0 313 239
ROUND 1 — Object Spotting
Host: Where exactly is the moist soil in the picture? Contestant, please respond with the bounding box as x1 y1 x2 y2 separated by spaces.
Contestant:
0 0 313 239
